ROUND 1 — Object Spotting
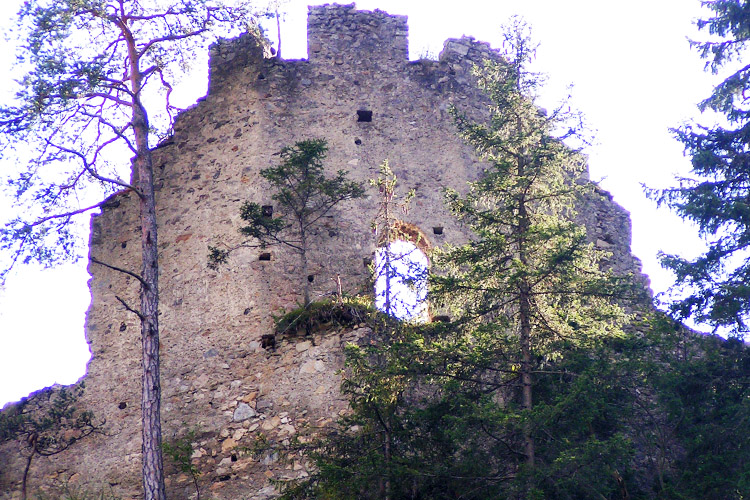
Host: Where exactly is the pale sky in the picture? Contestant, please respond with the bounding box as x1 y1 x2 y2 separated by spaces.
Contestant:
0 0 716 406
375 241 429 321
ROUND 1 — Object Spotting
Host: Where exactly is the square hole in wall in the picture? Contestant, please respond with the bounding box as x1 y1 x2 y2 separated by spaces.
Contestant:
433 226 444 235
262 205 273 217
261 334 276 350
357 110 372 122
259 252 271 261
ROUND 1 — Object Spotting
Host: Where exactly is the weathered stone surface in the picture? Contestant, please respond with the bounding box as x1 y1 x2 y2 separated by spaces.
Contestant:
0 4 650 500
233 403 257 422
220 438 237 452
295 340 312 352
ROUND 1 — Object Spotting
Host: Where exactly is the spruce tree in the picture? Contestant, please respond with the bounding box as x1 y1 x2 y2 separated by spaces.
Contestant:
432 17 632 486
278 20 639 500
651 0 750 337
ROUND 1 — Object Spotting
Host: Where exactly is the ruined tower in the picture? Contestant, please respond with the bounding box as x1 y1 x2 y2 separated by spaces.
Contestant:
0 5 645 499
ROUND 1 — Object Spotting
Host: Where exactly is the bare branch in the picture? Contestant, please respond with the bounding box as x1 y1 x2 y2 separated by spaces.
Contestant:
83 92 133 108
45 139 138 193
139 28 209 58
24 200 108 229
90 256 148 288
115 294 145 320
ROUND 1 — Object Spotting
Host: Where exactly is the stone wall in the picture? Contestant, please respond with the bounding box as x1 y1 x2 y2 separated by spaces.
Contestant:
0 4 647 499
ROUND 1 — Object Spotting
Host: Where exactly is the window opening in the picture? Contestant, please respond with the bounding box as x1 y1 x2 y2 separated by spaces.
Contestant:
357 110 373 122
374 240 429 322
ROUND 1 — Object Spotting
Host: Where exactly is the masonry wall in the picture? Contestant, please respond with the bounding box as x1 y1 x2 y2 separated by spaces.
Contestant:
0 4 647 499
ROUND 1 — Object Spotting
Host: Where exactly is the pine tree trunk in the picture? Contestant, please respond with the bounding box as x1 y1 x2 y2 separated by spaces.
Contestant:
135 107 166 500
384 247 393 316
383 193 393 316
126 31 166 500
135 117 166 500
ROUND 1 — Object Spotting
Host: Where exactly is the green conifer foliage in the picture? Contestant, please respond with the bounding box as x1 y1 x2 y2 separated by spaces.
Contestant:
209 139 365 306
277 20 641 500
651 0 750 336
432 18 633 482
0 385 103 500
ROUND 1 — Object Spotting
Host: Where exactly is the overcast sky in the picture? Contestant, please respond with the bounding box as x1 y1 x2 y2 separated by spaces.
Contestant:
0 0 716 406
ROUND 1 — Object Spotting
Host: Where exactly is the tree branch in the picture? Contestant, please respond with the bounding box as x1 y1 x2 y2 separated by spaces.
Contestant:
115 294 145 320
90 256 148 288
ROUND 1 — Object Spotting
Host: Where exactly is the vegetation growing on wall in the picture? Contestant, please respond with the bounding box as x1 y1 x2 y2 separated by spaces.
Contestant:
162 428 202 500
209 139 365 307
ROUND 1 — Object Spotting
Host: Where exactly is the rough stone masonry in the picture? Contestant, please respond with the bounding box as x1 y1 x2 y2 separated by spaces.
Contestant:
0 4 649 499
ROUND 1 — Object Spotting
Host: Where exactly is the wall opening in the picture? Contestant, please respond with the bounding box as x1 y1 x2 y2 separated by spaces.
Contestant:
261 334 276 350
357 110 372 122
374 240 429 322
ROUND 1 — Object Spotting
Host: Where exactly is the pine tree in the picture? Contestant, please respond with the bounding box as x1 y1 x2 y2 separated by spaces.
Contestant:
651 0 750 337
0 2 262 498
369 161 426 322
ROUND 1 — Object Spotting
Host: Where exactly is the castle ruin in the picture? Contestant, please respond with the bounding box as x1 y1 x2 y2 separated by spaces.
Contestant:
0 5 646 499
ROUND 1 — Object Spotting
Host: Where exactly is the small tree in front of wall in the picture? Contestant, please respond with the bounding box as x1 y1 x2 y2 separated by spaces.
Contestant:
209 139 365 306
162 428 201 500
0 384 104 500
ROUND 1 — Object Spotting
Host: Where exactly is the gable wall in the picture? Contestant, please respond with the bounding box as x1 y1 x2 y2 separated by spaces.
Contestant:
0 5 645 499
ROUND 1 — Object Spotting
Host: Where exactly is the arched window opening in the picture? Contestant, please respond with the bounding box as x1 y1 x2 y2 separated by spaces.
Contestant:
374 240 429 322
